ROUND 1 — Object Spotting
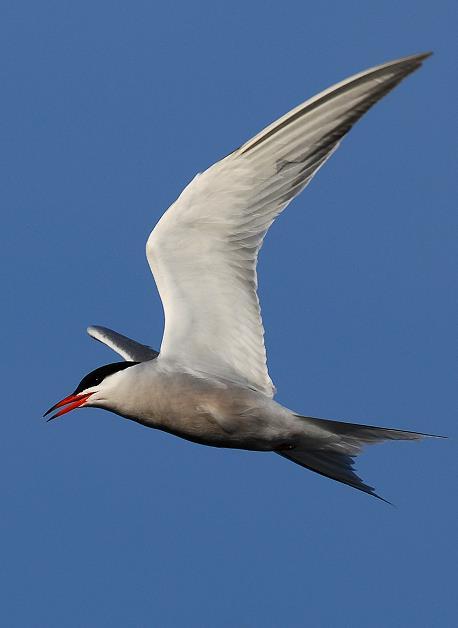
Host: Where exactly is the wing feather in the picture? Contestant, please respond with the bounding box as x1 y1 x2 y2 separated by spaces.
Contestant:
146 53 430 396
87 326 159 362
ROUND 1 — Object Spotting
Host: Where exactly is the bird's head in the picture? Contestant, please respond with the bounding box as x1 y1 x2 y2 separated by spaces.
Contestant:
44 361 139 421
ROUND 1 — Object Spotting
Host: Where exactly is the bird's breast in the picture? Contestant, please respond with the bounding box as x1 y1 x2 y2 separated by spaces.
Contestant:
111 364 293 450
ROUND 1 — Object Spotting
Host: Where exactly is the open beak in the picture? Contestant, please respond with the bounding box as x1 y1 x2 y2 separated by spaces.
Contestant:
43 393 93 421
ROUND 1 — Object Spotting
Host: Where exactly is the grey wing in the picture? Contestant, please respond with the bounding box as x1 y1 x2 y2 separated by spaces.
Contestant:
87 325 159 362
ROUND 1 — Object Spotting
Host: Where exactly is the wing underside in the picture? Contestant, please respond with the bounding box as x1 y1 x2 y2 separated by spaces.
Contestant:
146 53 430 396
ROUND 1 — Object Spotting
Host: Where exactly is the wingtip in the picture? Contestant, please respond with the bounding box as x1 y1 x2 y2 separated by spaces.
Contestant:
387 51 433 73
413 50 433 61
400 51 433 63
87 325 105 338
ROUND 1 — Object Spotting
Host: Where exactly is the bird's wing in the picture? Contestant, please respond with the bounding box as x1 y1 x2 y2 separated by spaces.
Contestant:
87 325 159 362
146 52 430 397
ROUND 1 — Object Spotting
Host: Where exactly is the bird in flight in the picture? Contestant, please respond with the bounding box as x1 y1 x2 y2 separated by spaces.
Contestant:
46 52 436 501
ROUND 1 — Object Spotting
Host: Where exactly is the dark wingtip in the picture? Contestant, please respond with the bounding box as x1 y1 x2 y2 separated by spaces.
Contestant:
393 51 433 76
414 50 433 60
402 51 433 64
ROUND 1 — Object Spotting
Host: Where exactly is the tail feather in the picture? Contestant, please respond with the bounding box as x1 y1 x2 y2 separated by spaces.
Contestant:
277 448 390 503
278 416 440 501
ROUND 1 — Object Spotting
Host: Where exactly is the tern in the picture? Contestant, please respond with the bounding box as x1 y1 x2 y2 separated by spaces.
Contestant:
46 52 436 501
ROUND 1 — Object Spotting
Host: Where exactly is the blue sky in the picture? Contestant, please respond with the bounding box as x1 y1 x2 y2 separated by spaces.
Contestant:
1 1 456 626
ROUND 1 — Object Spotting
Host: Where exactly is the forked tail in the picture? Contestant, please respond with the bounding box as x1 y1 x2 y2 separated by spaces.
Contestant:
277 416 440 502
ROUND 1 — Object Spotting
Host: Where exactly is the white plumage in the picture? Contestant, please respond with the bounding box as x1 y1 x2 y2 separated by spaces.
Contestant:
146 53 430 398
46 52 437 501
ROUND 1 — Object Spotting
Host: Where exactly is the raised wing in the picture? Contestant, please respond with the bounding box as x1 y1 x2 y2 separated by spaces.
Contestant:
146 53 430 397
87 325 159 362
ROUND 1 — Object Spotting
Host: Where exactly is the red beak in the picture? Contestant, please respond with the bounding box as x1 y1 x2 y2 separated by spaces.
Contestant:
44 393 93 421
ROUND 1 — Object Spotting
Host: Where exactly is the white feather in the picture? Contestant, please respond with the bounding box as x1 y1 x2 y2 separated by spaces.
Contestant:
146 53 430 397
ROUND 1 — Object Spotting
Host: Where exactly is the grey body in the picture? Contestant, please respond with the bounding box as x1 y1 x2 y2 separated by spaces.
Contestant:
95 360 305 450
87 358 426 503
